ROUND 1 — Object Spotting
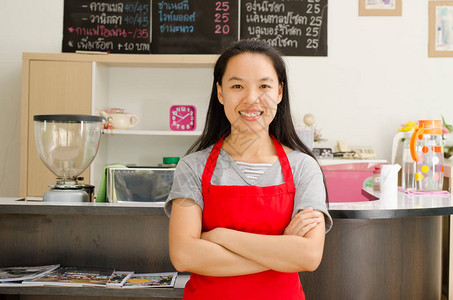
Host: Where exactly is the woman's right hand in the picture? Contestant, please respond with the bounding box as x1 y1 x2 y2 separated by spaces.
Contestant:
283 207 323 237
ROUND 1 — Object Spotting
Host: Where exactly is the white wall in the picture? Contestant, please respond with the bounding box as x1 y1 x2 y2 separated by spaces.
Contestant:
0 0 63 196
287 1 453 160
0 0 452 196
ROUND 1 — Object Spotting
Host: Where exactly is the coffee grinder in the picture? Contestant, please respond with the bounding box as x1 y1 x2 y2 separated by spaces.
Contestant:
33 114 102 202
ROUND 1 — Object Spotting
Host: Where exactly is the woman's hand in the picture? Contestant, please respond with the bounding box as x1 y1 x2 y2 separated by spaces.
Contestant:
202 208 323 242
283 207 323 237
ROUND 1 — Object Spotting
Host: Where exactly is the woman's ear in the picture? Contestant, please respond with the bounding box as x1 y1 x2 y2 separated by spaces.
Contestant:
217 82 224 105
277 82 283 104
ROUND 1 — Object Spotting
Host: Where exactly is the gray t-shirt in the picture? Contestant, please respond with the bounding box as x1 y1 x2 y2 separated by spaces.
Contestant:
165 145 333 232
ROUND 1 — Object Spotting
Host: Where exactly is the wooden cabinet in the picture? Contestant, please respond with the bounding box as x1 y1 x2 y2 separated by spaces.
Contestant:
20 53 217 198
21 59 92 197
0 200 183 299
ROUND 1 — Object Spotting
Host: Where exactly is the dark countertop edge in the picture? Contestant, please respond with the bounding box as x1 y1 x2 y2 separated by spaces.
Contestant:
1 202 453 219
329 206 453 219
0 286 183 298
0 204 167 216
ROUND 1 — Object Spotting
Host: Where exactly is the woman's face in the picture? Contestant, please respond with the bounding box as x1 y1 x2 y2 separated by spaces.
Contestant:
217 52 283 135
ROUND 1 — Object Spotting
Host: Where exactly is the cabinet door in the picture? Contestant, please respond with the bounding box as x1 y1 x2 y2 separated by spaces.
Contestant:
27 61 92 197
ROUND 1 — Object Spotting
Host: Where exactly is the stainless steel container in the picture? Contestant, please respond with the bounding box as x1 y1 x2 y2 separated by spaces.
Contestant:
106 168 175 202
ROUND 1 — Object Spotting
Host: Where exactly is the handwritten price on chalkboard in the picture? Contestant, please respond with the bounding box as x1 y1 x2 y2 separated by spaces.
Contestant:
306 0 323 50
215 1 230 34
124 2 150 14
307 3 321 14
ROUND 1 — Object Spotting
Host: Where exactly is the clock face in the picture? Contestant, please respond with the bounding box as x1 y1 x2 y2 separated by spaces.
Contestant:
170 105 196 131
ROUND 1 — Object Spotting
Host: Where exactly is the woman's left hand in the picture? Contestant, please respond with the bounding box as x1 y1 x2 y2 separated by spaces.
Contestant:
283 207 323 237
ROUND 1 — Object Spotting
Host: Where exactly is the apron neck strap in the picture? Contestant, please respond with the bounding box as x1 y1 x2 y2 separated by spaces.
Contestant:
202 135 294 190
202 136 224 187
271 135 294 190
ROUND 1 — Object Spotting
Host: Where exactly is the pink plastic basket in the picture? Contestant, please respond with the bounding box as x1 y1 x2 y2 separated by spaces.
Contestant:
322 162 386 203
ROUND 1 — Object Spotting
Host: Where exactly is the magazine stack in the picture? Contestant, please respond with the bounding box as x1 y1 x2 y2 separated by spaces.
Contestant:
0 265 178 288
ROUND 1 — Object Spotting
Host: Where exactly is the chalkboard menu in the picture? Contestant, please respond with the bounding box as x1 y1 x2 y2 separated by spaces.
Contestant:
62 0 328 56
152 0 239 54
240 0 328 56
63 0 152 54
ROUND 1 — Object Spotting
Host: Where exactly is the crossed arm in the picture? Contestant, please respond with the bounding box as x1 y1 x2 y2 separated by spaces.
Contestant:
168 198 326 277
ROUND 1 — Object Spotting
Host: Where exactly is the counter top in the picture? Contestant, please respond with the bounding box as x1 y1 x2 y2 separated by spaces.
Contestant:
329 189 453 219
0 197 166 216
2 192 453 219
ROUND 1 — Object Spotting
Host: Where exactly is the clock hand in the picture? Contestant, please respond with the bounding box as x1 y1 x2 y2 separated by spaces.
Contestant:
176 113 190 123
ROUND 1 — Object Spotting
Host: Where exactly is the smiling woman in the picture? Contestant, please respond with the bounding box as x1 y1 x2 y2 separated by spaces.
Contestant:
164 40 332 300
216 52 282 142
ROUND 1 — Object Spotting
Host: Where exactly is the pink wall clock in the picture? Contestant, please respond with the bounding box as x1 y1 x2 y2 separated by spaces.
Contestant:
169 105 196 131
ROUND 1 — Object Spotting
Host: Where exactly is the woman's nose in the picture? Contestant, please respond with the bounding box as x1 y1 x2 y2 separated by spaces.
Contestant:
243 88 261 104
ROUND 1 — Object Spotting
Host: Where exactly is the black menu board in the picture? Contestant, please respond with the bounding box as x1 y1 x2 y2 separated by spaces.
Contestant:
240 0 328 56
152 0 239 54
62 0 328 56
63 0 151 54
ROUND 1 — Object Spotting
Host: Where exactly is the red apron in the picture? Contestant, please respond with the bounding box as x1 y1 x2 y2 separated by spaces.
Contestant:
183 135 304 300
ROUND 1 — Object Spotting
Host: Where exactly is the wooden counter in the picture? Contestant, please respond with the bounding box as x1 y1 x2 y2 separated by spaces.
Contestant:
1 193 453 299
0 198 182 299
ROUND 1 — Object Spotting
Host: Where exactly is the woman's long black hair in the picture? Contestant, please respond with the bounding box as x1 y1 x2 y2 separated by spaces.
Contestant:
187 39 328 203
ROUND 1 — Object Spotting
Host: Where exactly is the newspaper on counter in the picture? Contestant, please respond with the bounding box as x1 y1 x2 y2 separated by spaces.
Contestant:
122 272 177 288
0 264 60 283
106 271 134 288
22 266 114 287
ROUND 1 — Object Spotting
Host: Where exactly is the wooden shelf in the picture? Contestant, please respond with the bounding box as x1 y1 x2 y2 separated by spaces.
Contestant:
101 129 202 136
0 286 184 298
20 52 211 197
23 52 218 67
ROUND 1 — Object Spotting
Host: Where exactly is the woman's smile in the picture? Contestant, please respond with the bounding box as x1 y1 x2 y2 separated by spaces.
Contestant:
239 110 264 120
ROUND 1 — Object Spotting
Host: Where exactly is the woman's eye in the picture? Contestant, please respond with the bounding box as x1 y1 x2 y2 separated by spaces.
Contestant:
260 84 271 89
232 84 242 89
